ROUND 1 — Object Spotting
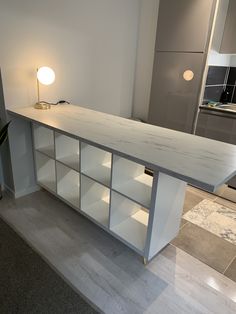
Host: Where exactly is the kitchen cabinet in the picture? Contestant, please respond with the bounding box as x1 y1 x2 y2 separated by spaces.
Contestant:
155 0 215 52
196 110 236 188
196 111 236 144
148 52 205 133
220 0 236 54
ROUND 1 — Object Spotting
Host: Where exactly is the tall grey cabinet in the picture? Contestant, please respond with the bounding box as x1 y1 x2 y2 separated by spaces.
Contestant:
220 0 236 54
148 0 217 133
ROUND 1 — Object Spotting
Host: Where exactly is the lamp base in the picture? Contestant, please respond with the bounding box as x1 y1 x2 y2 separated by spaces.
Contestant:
34 102 51 110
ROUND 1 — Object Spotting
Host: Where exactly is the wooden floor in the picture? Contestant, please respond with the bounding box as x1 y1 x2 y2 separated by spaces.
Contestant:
1 189 236 314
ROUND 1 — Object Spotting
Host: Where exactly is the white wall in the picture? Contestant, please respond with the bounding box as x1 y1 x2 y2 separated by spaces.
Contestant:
132 0 159 121
208 0 231 66
0 0 141 117
230 56 236 67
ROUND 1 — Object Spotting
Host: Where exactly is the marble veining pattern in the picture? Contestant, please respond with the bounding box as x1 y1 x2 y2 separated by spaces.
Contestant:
7 104 236 192
183 199 236 245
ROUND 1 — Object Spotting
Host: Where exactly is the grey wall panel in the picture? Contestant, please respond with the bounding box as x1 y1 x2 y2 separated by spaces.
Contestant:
148 52 205 133
156 0 215 52
220 0 236 53
7 115 38 198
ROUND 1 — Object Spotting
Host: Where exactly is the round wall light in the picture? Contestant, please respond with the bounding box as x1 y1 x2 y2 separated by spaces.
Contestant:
183 70 194 81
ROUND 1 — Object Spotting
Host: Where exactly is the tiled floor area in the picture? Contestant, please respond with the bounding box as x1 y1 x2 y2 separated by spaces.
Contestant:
172 185 236 282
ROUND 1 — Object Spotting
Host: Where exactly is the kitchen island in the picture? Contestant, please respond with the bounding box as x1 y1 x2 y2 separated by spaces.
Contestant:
7 104 236 262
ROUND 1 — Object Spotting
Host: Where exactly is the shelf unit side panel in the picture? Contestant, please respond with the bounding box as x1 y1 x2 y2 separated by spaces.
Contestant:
145 172 187 261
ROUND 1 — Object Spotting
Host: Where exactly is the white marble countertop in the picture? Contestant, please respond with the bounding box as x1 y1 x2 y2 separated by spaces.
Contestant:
7 104 236 192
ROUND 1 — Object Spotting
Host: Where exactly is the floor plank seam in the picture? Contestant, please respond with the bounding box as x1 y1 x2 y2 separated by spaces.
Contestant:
223 256 236 275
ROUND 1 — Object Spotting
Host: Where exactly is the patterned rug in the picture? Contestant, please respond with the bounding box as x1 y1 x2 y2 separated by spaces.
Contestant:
183 199 236 245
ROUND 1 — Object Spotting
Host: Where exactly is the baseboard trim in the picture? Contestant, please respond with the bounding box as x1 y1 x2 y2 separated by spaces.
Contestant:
3 184 41 199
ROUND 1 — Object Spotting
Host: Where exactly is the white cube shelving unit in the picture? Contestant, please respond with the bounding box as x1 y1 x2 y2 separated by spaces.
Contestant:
81 143 112 187
81 175 110 227
33 124 55 158
112 156 153 208
33 122 186 263
56 162 80 209
35 151 56 192
110 191 149 253
55 133 80 171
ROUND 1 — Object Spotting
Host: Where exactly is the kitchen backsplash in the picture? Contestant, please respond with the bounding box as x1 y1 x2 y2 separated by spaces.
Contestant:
204 66 236 103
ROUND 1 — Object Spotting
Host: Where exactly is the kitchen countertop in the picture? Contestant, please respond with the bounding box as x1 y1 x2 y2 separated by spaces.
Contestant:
200 104 236 117
7 104 236 192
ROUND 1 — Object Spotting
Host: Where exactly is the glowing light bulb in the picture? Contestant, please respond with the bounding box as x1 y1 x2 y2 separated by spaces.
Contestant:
37 66 55 85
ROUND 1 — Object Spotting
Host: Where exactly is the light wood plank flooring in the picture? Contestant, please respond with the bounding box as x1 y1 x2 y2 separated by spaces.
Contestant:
0 189 236 314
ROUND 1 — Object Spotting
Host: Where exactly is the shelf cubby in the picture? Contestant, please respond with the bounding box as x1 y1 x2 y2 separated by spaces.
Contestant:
112 156 153 208
81 143 112 186
33 124 55 158
80 175 110 227
35 151 56 192
110 191 149 253
56 162 80 209
55 132 80 171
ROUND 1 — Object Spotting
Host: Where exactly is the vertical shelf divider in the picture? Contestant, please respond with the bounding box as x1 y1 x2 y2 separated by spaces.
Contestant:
108 153 114 230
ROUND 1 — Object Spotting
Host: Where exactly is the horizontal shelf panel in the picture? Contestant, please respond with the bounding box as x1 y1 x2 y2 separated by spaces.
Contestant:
81 200 109 227
58 192 80 208
111 210 148 252
82 163 111 186
38 179 56 193
36 145 55 158
57 154 80 171
113 173 152 208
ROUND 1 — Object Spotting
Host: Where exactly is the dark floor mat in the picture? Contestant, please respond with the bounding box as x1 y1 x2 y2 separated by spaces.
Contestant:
0 218 99 314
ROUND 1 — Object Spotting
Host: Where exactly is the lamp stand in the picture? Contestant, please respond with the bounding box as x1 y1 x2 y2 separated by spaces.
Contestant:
34 70 51 110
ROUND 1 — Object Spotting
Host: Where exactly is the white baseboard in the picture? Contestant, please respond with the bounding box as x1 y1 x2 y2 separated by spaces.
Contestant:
3 183 41 199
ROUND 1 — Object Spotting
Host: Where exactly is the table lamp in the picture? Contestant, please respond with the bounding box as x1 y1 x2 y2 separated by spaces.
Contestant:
34 66 55 109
